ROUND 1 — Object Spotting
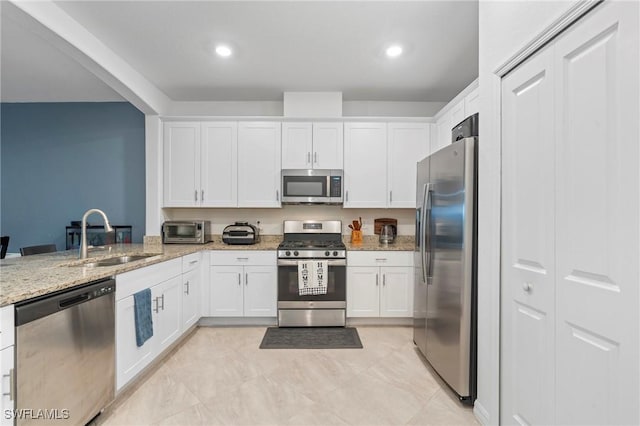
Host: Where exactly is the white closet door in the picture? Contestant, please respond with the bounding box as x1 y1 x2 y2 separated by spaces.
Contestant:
501 47 556 426
554 2 639 424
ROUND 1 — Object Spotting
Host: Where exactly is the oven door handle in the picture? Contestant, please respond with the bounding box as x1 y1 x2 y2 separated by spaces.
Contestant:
277 259 346 267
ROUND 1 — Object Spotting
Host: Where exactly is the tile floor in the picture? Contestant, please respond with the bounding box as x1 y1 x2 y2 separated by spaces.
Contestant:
97 326 479 426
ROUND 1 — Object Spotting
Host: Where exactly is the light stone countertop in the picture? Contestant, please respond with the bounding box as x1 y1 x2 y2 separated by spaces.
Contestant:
0 234 414 307
344 235 415 251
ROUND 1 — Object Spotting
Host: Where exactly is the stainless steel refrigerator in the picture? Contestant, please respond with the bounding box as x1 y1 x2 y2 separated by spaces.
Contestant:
413 113 478 403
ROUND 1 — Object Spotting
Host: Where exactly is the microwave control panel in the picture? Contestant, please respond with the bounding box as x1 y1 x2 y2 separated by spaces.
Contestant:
330 176 342 197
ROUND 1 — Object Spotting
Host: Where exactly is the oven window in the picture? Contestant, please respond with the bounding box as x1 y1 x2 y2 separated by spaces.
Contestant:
278 264 346 301
283 176 327 197
165 225 196 238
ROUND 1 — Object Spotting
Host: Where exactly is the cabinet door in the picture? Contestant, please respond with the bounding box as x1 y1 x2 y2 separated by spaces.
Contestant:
181 266 201 330
312 122 343 169
346 266 380 317
210 266 244 317
282 122 312 169
380 266 414 317
244 266 277 317
464 87 479 117
450 99 466 128
387 123 430 208
116 296 155 390
0 346 14 426
343 122 387 208
201 122 237 207
435 114 451 153
163 122 200 207
237 122 282 207
154 276 183 354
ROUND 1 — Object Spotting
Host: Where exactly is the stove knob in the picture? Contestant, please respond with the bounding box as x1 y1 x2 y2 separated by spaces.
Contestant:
285 251 291 257
325 251 330 257
293 251 299 256
333 251 338 257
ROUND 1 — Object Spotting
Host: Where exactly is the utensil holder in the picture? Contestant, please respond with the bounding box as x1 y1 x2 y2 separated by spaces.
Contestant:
351 230 363 245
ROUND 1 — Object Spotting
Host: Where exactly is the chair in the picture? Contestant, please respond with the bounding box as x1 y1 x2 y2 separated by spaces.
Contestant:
19 244 57 256
0 236 9 259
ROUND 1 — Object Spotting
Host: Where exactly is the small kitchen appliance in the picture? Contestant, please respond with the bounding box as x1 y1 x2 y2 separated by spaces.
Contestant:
277 220 346 327
162 220 211 244
379 224 397 244
222 222 260 245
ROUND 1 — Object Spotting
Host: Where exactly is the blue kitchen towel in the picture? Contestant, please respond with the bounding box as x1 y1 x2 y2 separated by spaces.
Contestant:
133 288 153 347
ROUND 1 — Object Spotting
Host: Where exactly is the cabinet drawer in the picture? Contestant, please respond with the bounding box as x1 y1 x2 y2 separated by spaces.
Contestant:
347 251 413 267
210 250 276 266
116 257 182 300
182 252 202 272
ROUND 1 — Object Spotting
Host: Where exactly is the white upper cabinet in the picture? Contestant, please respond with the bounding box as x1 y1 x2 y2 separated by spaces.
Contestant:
282 122 343 169
464 87 479 117
387 123 430 208
450 100 466 130
343 122 388 208
163 121 237 207
237 122 282 208
163 122 201 207
201 122 238 207
344 122 429 208
433 81 479 154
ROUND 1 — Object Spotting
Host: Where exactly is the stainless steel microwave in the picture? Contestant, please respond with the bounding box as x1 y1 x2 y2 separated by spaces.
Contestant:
162 221 211 244
281 169 343 205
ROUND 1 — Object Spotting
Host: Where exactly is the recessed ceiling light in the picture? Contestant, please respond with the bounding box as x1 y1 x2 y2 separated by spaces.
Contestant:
386 44 403 58
215 44 232 57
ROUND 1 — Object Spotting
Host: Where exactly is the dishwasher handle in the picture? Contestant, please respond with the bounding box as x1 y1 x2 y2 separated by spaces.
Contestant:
59 293 89 309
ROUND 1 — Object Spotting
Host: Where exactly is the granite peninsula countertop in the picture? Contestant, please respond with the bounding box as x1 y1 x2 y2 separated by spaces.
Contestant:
0 234 414 307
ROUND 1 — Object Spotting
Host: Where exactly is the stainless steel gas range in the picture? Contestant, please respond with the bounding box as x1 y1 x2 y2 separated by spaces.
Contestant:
277 220 346 327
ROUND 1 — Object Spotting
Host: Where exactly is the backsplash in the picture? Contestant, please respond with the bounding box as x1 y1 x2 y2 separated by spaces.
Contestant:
162 206 415 236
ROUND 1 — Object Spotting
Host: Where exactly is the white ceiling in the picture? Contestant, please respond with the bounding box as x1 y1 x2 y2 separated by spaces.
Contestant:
1 1 478 104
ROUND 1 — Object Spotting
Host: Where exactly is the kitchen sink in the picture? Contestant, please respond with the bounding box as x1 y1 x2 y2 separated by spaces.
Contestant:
67 254 160 268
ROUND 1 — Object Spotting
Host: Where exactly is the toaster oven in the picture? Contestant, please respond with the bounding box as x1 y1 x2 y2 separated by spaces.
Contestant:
162 221 211 244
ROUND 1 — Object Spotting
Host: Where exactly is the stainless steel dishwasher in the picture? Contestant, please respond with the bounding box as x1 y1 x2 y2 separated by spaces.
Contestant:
15 278 115 426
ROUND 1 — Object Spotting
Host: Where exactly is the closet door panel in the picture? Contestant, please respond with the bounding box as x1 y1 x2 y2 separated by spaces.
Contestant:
554 2 639 424
500 47 556 425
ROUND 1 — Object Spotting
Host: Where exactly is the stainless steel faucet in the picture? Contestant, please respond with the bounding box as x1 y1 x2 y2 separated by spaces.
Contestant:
80 208 113 259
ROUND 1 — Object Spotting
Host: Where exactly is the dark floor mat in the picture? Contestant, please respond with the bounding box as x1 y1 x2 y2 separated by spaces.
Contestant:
259 327 363 349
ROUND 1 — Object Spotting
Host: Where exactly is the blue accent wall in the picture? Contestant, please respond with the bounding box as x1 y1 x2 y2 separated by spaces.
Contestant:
1 102 145 253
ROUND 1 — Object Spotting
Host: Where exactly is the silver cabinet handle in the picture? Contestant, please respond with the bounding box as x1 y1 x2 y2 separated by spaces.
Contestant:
523 282 533 292
346 191 349 202
160 294 165 311
383 274 386 286
307 152 311 164
245 273 249 285
153 297 159 313
376 274 379 286
238 273 241 285
184 280 190 295
236 257 249 261
3 368 15 401
276 190 280 201
390 190 393 203
189 260 198 265
194 190 198 202
314 152 317 163
375 258 387 262
201 189 204 201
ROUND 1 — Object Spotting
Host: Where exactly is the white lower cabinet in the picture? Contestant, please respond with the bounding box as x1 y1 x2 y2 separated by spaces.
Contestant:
347 251 414 318
181 253 202 329
209 251 277 317
0 305 14 426
115 257 186 391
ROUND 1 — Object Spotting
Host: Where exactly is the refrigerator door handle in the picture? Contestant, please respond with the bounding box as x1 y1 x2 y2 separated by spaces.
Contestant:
425 183 433 285
421 183 430 284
